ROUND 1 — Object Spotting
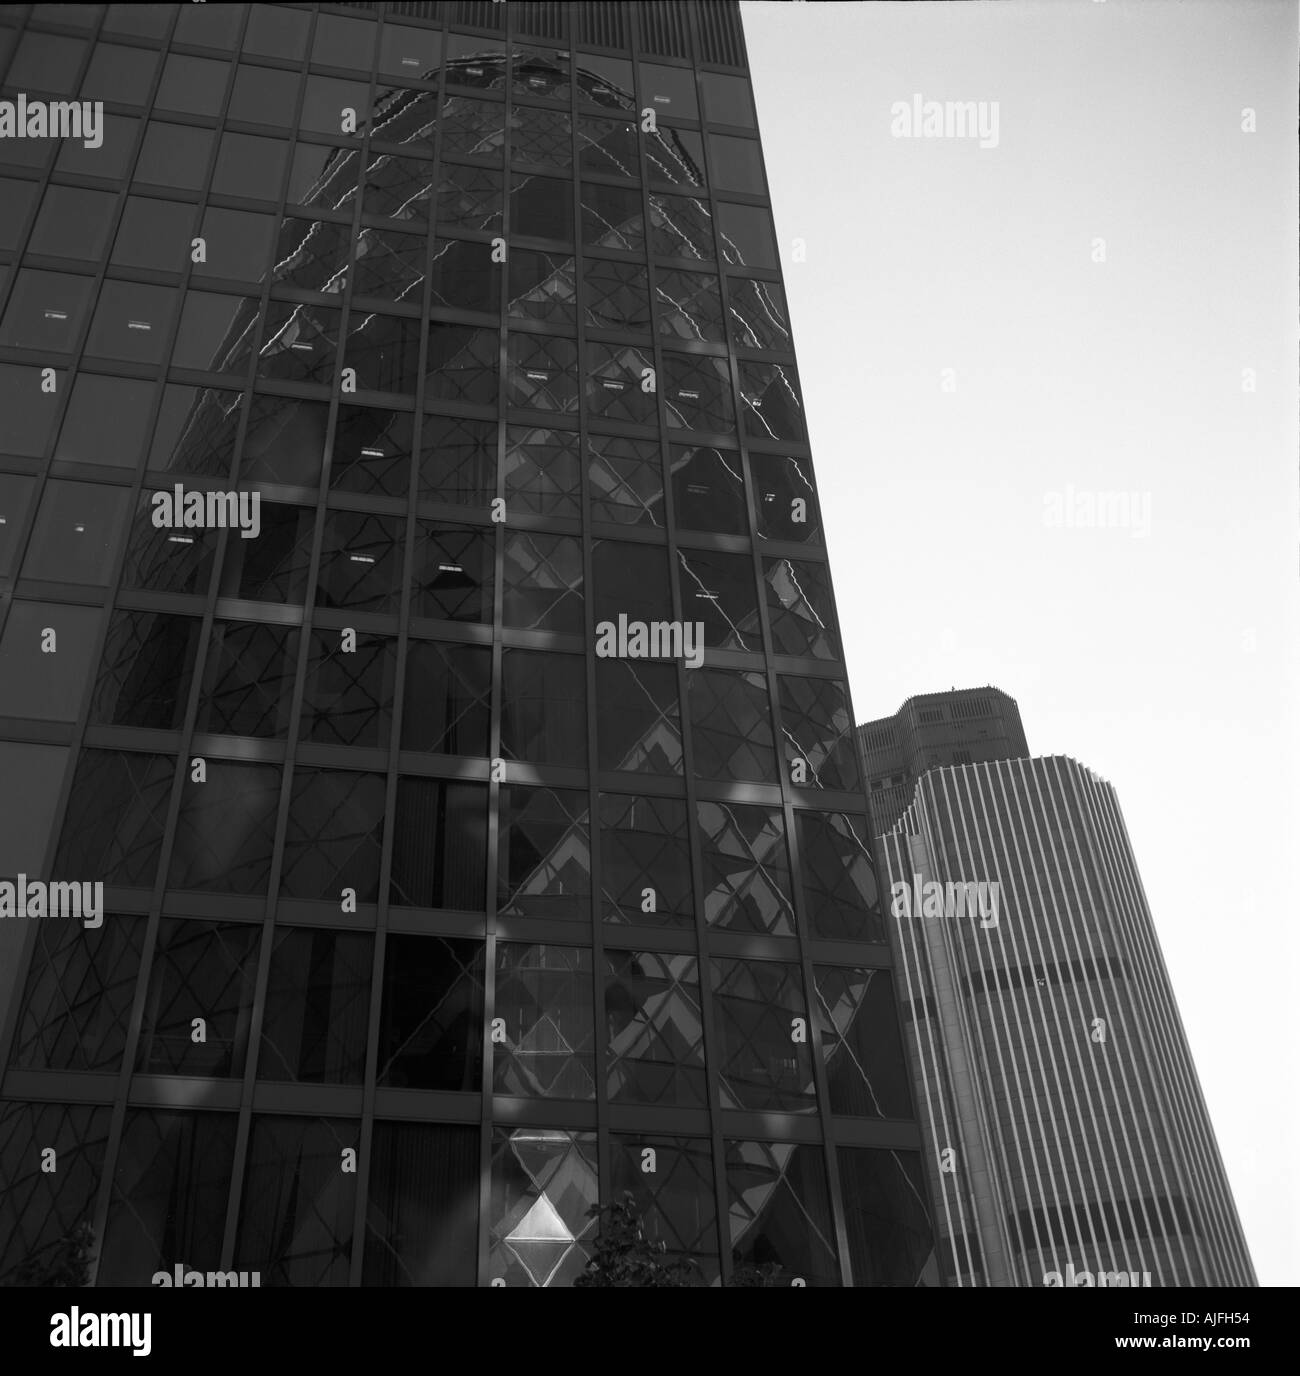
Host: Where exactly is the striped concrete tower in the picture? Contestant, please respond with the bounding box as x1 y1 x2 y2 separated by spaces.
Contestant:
878 755 1255 1287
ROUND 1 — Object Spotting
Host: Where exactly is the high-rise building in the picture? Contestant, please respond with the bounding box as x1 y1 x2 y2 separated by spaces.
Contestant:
868 691 1254 1286
0 1 937 1287
858 686 1028 837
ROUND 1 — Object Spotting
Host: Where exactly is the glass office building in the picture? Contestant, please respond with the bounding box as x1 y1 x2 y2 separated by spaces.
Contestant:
0 1 936 1286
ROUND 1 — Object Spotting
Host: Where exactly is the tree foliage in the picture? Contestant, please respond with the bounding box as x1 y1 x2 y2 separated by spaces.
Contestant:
1 1221 95 1288
574 1191 699 1287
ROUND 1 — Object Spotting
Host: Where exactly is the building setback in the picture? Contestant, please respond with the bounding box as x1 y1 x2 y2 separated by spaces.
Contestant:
0 2 937 1286
873 725 1254 1285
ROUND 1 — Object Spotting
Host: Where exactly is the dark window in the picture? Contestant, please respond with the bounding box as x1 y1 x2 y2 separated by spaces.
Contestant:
649 193 714 261
0 269 92 351
799 812 885 942
595 659 682 775
156 53 229 117
135 917 261 1076
135 122 214 191
502 530 583 633
228 62 301 125
312 13 376 71
194 620 298 739
749 452 821 543
330 404 414 497
84 280 176 365
702 73 757 129
317 510 405 613
593 538 672 628
610 1134 718 1280
583 258 650 333
605 950 706 1106
778 675 860 791
98 1111 236 1286
586 433 664 526
243 6 310 60
493 944 595 1099
725 1140 839 1286
168 762 281 895
646 127 705 189
584 340 656 425
577 115 638 179
664 352 733 433
212 132 288 201
764 556 840 659
655 267 724 342
400 639 490 755
504 424 581 517
378 23 441 80
194 207 275 283
424 321 498 404
301 75 369 137
377 935 484 1091
688 668 776 782
173 290 256 373
418 415 496 508
0 474 35 575
236 1116 358 1288
815 967 913 1119
240 395 328 484
506 333 578 413
302 629 397 749
510 170 574 242
712 960 816 1113
0 602 103 722
280 768 386 903
838 1148 935 1287
388 777 488 910
410 520 493 622
53 749 173 887
718 202 778 271
30 185 116 260
11 914 146 1073
259 931 373 1085
708 134 765 194
670 444 747 534
740 360 805 442
80 40 159 102
676 548 760 651
364 1123 478 1287
698 801 794 935
0 179 37 250
600 793 692 926
22 479 130 581
111 196 196 272
497 785 590 920
581 181 643 252
219 502 314 603
89 610 199 730
729 277 790 351
501 649 586 766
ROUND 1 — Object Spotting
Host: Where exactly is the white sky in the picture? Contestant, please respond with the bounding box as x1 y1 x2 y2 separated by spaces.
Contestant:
743 0 1300 1287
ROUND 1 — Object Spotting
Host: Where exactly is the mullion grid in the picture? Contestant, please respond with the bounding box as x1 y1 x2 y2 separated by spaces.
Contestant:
0 1 922 1288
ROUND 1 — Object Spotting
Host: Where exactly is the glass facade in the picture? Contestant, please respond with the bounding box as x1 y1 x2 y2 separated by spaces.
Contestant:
0 0 935 1286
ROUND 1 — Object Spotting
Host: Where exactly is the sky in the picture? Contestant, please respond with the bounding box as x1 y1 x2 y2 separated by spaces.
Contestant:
742 0 1299 1287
